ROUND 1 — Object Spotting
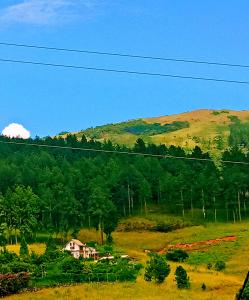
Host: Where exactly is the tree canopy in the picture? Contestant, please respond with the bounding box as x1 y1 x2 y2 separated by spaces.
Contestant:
0 134 248 243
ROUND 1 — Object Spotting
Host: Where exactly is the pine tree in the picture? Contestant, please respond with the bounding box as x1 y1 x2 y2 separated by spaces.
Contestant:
175 266 190 289
19 236 29 256
144 253 170 284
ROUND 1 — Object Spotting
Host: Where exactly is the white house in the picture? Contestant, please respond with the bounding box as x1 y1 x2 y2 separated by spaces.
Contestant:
64 239 98 260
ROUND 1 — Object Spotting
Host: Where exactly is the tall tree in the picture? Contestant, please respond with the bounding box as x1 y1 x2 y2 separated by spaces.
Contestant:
88 176 117 244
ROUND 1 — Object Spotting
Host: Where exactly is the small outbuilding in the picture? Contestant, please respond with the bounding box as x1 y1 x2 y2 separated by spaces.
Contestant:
64 239 98 260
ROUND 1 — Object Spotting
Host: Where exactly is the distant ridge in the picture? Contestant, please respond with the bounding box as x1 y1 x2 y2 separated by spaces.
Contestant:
58 109 249 154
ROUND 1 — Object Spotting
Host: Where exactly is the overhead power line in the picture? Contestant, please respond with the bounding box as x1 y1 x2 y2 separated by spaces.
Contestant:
0 57 249 85
0 41 248 69
0 140 249 166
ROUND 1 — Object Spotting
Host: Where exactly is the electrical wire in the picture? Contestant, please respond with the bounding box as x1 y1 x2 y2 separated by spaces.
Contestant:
0 41 249 69
0 140 248 166
0 58 249 85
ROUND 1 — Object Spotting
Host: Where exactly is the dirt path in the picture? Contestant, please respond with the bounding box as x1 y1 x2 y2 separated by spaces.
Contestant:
159 235 237 253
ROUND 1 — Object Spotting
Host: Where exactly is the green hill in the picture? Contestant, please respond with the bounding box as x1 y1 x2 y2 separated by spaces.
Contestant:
58 109 249 154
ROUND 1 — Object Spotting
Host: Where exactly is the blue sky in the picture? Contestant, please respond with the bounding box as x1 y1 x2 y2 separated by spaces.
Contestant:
0 0 249 137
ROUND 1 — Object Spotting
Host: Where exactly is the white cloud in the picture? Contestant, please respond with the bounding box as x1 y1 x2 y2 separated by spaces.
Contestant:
2 123 31 139
0 0 103 26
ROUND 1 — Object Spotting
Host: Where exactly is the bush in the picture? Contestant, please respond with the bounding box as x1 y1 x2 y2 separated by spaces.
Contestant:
29 251 45 265
60 257 83 275
207 262 212 270
97 244 113 256
0 273 30 297
87 241 98 248
175 266 190 289
91 259 142 283
166 249 189 262
117 218 156 232
241 284 249 300
154 220 192 233
214 261 226 271
32 256 142 287
116 260 141 282
155 222 175 232
31 266 44 279
0 249 18 264
0 264 11 274
8 261 33 273
144 253 170 284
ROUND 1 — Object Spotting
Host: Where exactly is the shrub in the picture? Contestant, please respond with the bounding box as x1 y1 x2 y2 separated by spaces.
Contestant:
29 251 45 265
155 222 175 232
86 241 98 248
31 266 44 279
236 282 249 300
8 261 33 273
116 260 141 282
0 272 30 297
0 264 11 274
241 283 249 300
153 220 194 233
175 266 190 289
166 249 189 262
34 256 84 285
0 249 18 264
43 237 61 261
207 262 212 270
117 218 156 232
60 257 83 274
32 257 142 286
144 253 170 284
97 244 113 256
91 259 142 283
214 261 226 271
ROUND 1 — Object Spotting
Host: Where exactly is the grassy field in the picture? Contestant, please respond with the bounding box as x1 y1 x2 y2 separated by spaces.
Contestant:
58 109 249 154
5 272 242 300
4 220 249 300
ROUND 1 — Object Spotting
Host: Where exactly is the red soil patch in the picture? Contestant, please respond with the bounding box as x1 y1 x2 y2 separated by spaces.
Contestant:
159 236 237 254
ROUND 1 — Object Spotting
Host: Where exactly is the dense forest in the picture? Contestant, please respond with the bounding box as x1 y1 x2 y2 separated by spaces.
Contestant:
229 116 249 148
0 134 249 245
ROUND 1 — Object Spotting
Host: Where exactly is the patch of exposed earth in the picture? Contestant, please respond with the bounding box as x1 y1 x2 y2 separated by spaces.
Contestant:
159 235 237 253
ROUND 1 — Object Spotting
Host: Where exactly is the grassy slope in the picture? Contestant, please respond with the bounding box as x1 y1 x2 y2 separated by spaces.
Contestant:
6 220 249 300
59 109 249 154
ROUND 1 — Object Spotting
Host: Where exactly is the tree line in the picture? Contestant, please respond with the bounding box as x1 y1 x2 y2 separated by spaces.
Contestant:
0 134 248 244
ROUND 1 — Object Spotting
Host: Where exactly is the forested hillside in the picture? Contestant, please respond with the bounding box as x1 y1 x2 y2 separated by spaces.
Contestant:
0 134 249 246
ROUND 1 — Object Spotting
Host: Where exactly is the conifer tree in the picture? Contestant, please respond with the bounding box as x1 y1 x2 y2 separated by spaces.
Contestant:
20 236 29 257
175 266 190 289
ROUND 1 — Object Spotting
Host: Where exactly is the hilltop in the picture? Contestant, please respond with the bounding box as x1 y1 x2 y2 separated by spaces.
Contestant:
58 109 249 154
